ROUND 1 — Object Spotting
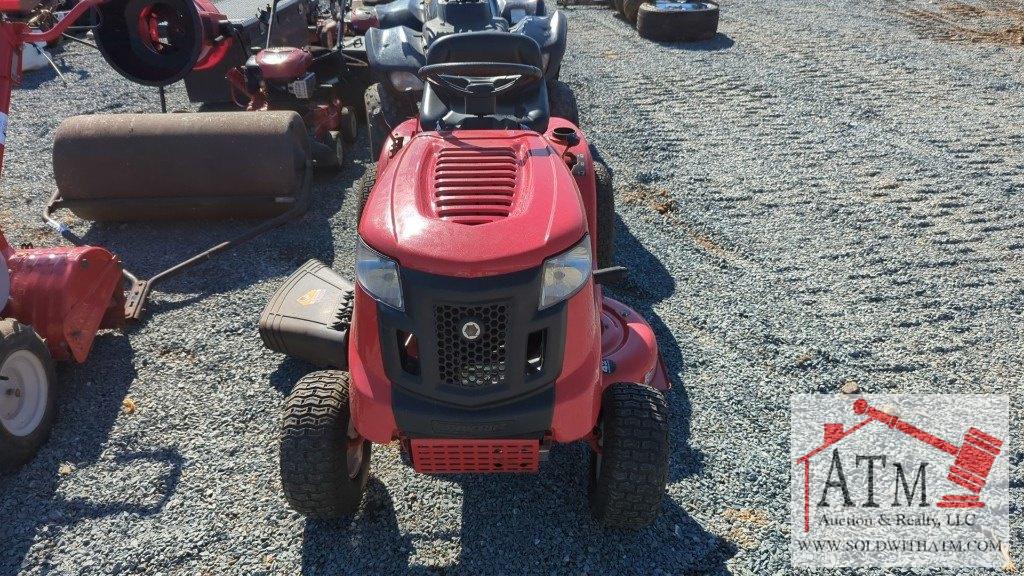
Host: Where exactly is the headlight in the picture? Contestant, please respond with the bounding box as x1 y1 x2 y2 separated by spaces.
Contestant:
356 238 404 310
539 236 592 310
390 71 423 93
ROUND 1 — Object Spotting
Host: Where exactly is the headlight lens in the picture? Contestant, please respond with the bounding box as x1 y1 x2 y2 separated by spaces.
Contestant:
539 236 592 309
390 71 423 92
356 238 404 310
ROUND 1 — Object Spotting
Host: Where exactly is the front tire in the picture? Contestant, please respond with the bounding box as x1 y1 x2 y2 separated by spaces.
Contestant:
0 320 57 474
589 383 669 529
280 371 371 518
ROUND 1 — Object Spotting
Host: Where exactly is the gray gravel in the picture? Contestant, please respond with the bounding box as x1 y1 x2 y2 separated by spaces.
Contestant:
0 0 1022 574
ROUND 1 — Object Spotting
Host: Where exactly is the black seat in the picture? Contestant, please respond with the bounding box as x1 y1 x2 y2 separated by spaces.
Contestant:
374 0 427 30
419 32 550 133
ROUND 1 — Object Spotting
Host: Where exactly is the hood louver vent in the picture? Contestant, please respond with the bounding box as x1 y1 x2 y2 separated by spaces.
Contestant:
434 147 518 225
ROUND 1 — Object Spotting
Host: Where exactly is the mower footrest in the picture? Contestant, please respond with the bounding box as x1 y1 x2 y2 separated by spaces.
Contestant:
410 439 540 474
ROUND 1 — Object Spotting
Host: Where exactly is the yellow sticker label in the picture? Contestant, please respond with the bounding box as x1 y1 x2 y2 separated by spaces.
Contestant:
297 288 324 306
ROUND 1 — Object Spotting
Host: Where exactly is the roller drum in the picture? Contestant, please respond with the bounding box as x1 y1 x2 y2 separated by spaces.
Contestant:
53 112 311 221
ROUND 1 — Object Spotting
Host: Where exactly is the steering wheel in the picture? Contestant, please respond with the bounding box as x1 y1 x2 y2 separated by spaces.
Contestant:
418 62 543 102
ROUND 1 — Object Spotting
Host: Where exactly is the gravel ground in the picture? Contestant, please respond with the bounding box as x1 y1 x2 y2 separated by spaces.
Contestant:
0 0 1022 574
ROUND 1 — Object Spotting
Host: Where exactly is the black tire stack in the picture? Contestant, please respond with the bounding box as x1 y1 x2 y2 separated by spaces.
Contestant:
614 0 719 43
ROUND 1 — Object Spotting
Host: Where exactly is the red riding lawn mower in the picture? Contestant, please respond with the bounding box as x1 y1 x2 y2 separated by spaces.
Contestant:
260 32 672 527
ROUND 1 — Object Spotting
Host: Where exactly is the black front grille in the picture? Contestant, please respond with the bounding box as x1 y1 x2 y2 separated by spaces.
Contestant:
434 304 509 389
377 266 566 413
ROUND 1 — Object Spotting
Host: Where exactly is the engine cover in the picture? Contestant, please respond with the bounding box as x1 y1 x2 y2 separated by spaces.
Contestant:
360 129 587 277
255 47 313 82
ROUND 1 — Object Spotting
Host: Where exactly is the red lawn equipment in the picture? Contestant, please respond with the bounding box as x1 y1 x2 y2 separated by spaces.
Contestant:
127 0 365 169
0 0 127 472
219 0 362 169
261 32 671 528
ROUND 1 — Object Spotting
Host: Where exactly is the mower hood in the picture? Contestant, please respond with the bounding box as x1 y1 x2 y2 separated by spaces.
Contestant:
360 130 587 277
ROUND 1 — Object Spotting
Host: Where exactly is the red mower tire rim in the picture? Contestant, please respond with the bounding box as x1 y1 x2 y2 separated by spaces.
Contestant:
0 350 49 437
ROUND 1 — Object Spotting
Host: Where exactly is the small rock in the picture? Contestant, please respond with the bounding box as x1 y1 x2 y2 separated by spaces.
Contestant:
840 380 861 395
654 200 677 215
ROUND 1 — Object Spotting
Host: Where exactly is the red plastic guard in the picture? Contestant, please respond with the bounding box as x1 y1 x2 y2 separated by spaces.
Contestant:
410 439 540 474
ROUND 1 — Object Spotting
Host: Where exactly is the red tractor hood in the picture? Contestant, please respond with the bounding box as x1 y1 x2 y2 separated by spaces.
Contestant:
360 130 588 278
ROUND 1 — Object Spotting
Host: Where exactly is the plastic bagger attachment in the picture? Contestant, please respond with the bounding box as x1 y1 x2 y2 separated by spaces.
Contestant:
259 259 354 369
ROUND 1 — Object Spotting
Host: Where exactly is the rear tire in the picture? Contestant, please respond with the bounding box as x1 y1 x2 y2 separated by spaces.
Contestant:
280 371 371 518
637 1 719 42
0 320 57 475
340 107 359 145
548 81 580 126
314 131 345 171
594 159 615 269
589 383 669 529
365 83 415 162
357 164 376 220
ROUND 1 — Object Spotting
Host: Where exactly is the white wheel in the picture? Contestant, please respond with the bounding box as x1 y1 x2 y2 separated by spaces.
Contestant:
0 320 57 473
0 349 50 436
